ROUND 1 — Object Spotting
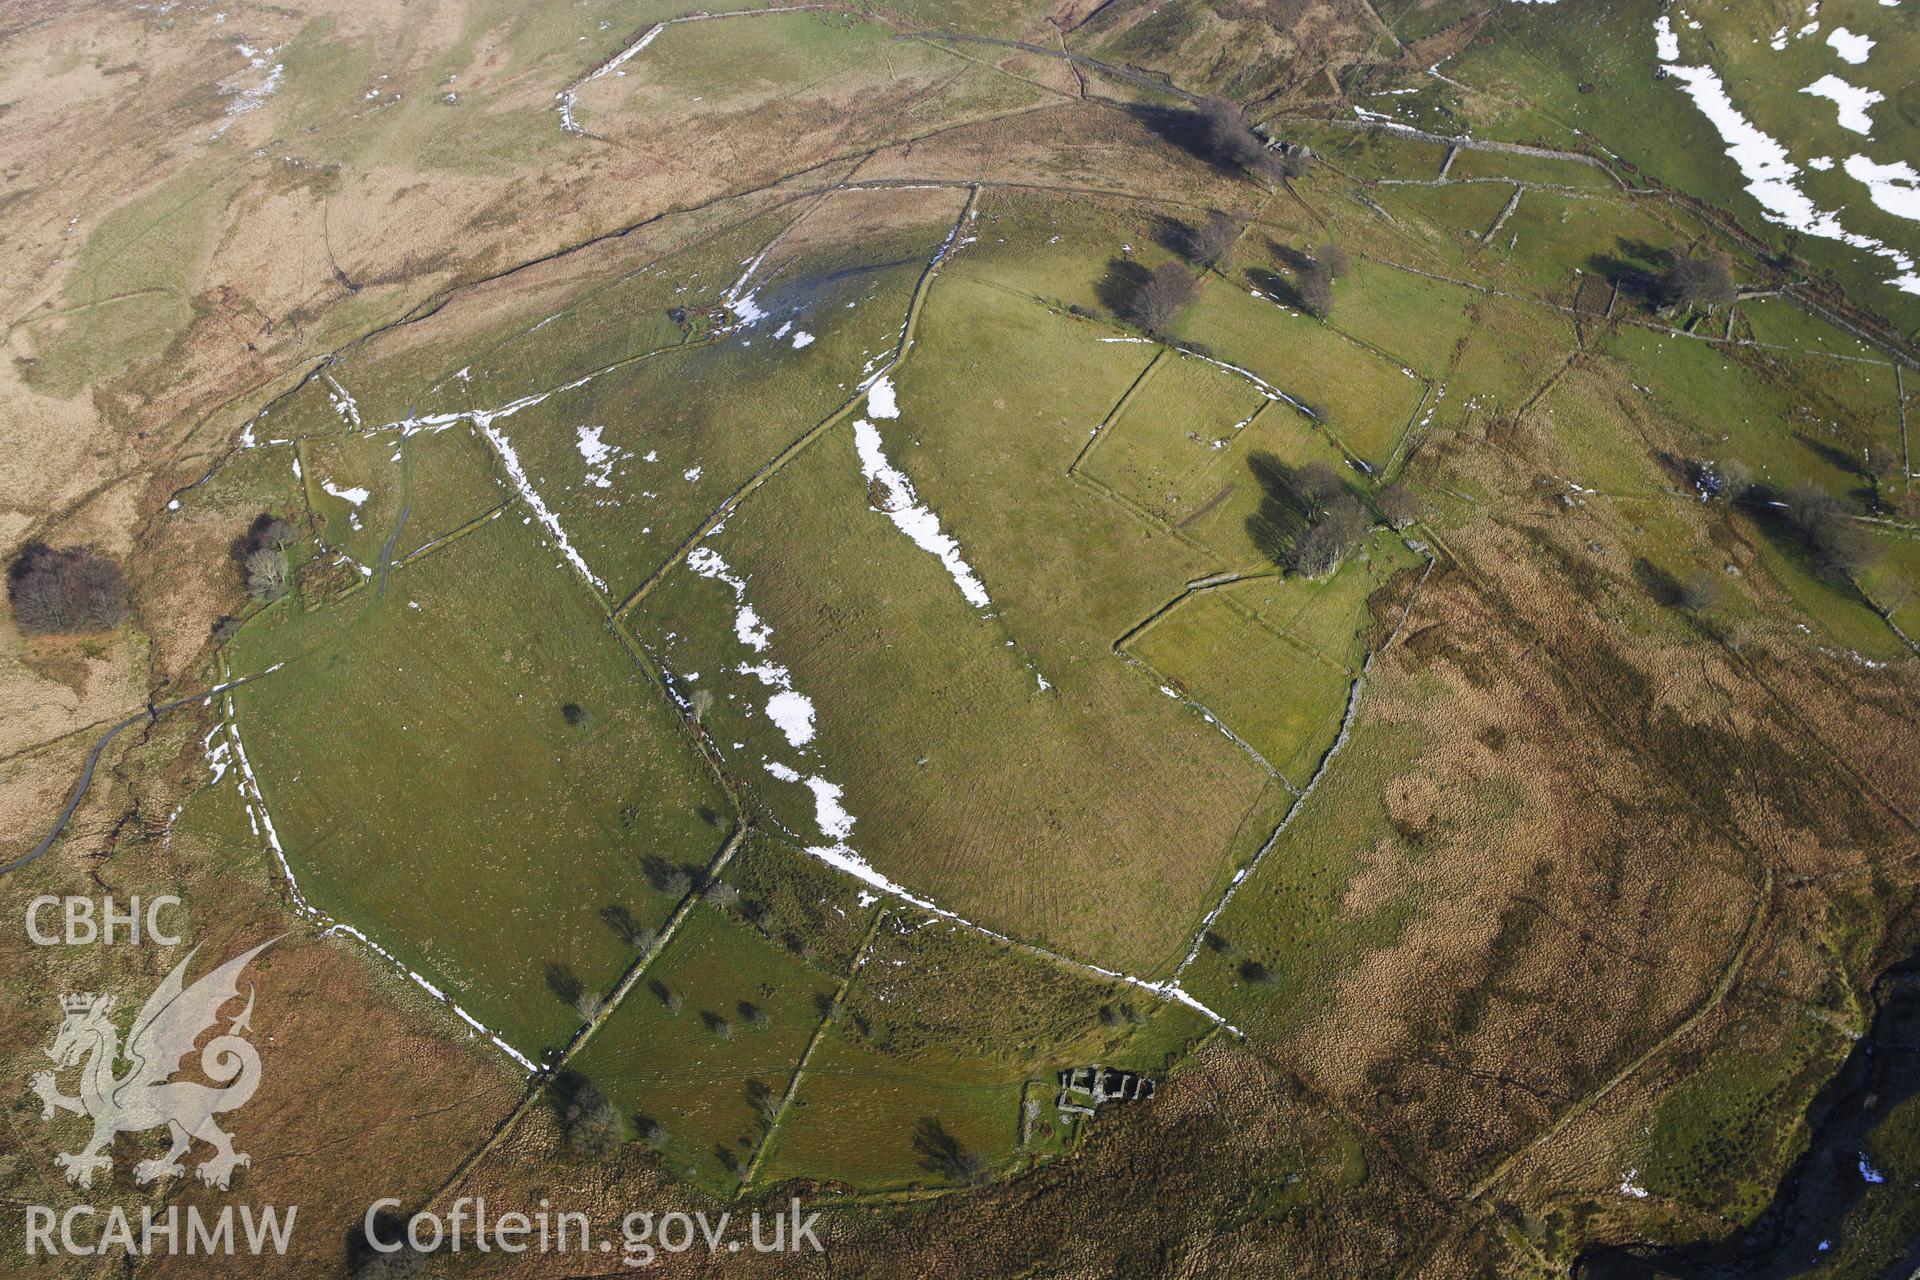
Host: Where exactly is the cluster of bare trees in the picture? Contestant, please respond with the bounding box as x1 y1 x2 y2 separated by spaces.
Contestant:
1195 98 1307 183
1292 242 1348 319
1787 483 1876 574
557 1074 623 1158
1290 471 1373 578
1246 457 1375 578
1660 250 1737 311
1126 262 1200 333
7 541 127 634
232 513 298 602
1687 455 1877 577
1376 483 1422 531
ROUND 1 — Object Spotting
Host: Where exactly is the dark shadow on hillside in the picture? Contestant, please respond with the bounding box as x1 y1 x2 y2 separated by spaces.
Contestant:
642 853 704 896
1152 214 1199 262
1243 450 1312 564
1630 557 1684 608
758 257 921 317
1263 237 1312 274
545 963 583 1007
1095 257 1151 322
912 1116 986 1184
1124 103 1238 177
1789 432 1884 507
1587 237 1673 308
1741 482 1879 590
548 1068 590 1107
1246 266 1305 312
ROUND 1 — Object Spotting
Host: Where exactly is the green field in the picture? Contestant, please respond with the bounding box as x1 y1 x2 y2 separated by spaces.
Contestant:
631 277 1277 975
569 903 845 1194
754 916 1210 1190
157 23 1920 1218
1171 274 1429 466
228 514 728 1055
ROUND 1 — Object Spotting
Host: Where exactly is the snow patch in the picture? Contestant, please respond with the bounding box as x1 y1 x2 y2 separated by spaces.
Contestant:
222 44 284 120
1826 26 1874 63
754 683 815 749
1802 74 1883 134
852 418 991 609
1655 14 1681 60
1654 24 1918 292
1844 155 1920 220
322 480 369 506
575 425 626 488
803 776 854 841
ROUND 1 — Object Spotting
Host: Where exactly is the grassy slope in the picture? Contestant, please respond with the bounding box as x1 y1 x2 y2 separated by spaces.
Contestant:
229 514 727 1055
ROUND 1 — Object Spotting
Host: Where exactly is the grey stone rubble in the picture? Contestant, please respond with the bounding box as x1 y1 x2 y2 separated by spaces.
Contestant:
1056 1065 1157 1118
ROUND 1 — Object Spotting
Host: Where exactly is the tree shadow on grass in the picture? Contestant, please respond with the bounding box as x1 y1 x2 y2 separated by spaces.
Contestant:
1095 257 1151 324
1631 557 1684 608
911 1116 986 1184
545 963 583 1008
1243 450 1313 565
1123 103 1240 177
1588 237 1673 309
1246 265 1306 312
1151 213 1198 262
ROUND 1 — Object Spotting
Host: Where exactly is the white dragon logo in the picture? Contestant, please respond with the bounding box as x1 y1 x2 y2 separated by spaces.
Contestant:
29 939 277 1190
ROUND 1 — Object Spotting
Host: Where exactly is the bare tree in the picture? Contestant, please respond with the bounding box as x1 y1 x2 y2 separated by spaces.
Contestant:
1697 456 1753 504
601 904 656 952
1127 262 1200 333
1295 258 1335 319
1662 251 1736 310
1192 210 1241 269
1787 484 1875 574
1293 462 1348 514
1196 97 1267 173
1314 242 1351 280
747 1080 781 1129
8 543 128 634
558 1077 623 1158
1290 494 1372 578
258 518 298 551
1676 570 1723 615
246 547 290 601
1377 484 1423 530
